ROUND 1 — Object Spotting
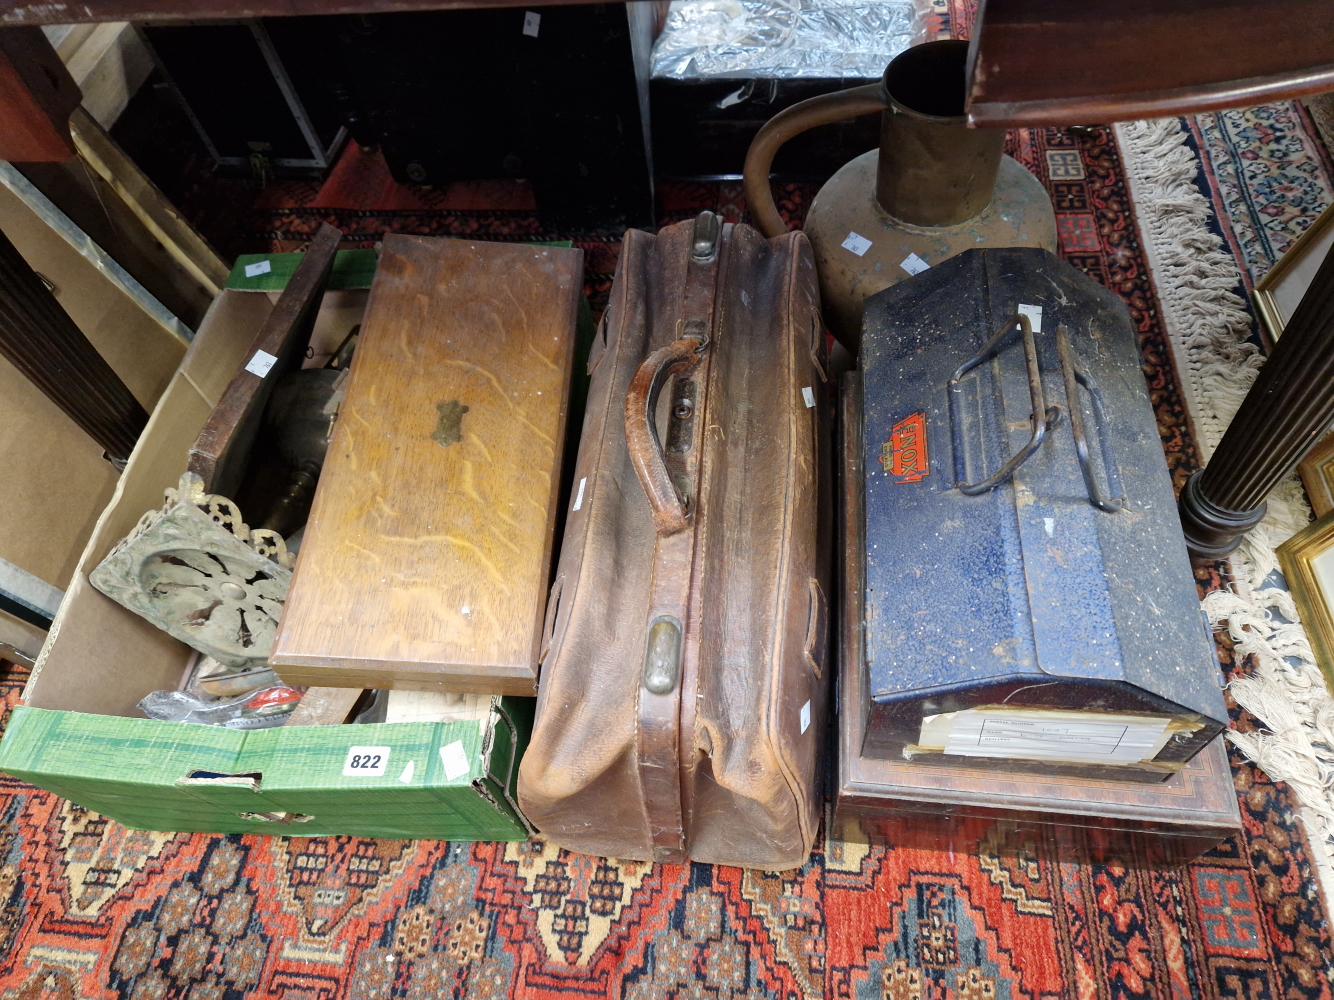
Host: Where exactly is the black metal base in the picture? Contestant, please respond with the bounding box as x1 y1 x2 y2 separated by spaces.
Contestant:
1177 471 1267 559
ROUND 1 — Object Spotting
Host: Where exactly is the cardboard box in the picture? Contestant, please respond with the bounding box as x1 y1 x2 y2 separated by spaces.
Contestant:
0 287 535 840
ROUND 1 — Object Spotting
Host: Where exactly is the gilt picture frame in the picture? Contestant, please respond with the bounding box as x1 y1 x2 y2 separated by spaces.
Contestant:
1276 509 1334 693
1252 201 1334 344
1299 434 1334 518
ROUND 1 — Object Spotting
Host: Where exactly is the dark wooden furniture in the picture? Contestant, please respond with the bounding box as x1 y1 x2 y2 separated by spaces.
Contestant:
839 377 1242 866
0 0 582 21
266 5 654 231
965 0 1334 127
1179 240 1334 558
3 0 1327 131
0 27 79 161
0 221 147 462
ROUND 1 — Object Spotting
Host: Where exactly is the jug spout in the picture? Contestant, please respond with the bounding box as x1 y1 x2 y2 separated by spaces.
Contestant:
875 40 1004 228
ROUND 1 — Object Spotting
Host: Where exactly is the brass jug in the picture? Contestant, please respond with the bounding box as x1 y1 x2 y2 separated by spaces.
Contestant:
744 40 1057 352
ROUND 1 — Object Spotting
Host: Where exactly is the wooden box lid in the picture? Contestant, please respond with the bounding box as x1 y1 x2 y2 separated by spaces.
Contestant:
269 235 583 695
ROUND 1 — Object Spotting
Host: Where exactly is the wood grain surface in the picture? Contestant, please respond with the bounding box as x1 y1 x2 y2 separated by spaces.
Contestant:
270 234 583 695
966 0 1334 127
187 222 340 497
285 686 363 726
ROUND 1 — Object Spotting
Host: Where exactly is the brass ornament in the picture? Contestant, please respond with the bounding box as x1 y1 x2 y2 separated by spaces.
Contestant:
89 472 293 667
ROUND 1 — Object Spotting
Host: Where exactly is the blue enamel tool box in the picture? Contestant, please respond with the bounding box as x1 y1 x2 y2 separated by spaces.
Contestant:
857 248 1226 782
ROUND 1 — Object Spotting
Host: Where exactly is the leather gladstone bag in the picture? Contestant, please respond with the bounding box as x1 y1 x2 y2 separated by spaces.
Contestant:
518 213 829 868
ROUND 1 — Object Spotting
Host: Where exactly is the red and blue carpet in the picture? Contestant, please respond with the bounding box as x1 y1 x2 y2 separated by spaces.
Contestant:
2 14 1333 999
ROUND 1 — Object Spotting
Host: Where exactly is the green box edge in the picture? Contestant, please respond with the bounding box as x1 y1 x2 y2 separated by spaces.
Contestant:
0 699 534 841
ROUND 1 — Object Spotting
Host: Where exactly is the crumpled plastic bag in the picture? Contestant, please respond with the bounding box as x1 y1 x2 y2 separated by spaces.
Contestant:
650 0 928 80
139 683 305 730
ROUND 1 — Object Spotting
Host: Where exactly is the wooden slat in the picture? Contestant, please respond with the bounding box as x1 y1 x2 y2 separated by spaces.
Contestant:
270 234 583 695
0 220 147 460
69 107 229 297
186 222 341 496
0 0 586 24
966 0 1334 127
285 686 363 726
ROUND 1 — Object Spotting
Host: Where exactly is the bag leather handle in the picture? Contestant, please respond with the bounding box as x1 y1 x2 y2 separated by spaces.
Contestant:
624 337 701 535
742 83 887 239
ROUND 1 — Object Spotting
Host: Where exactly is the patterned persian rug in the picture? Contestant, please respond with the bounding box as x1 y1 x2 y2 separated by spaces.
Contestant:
1 117 1332 998
4 9 1334 997
1115 108 1334 903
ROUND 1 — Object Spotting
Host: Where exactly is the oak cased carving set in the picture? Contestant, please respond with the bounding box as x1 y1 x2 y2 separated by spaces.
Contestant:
517 213 831 869
269 235 583 696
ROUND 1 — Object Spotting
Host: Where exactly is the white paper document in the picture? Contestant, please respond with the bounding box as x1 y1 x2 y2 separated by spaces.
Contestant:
386 690 490 725
929 709 1172 764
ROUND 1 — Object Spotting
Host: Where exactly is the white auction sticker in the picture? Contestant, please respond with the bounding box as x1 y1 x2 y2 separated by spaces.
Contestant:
245 349 278 378
800 700 812 734
244 259 272 278
522 10 541 35
440 740 471 780
841 232 872 256
801 386 815 409
572 476 587 511
1018 302 1043 332
940 711 1170 764
900 253 931 276
343 746 391 777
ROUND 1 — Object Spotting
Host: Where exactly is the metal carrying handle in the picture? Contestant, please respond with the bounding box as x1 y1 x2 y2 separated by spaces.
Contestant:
742 83 888 239
1056 326 1125 512
949 313 1062 496
624 338 702 535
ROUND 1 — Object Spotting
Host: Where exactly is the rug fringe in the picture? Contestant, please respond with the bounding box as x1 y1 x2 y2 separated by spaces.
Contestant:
1116 118 1334 907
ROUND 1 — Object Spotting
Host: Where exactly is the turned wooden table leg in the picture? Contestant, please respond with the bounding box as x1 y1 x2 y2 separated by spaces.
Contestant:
1179 241 1334 558
0 224 148 463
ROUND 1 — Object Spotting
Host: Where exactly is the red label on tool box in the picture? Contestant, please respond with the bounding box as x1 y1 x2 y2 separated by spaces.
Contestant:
881 412 929 483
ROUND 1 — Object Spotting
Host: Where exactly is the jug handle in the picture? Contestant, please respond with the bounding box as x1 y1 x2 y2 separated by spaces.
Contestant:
743 83 888 239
